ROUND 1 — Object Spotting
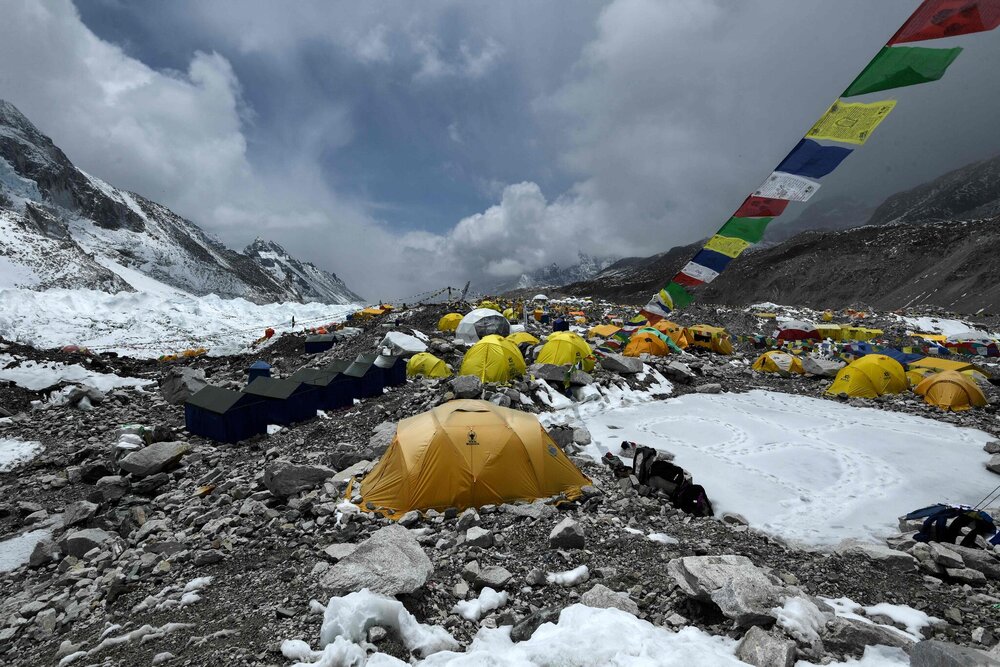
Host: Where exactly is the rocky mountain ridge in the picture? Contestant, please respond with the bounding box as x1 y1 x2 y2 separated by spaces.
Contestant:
561 154 1000 313
0 100 360 305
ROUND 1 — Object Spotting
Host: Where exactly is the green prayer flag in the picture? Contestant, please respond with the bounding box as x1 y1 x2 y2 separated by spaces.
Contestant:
665 281 693 309
843 46 962 98
717 216 774 244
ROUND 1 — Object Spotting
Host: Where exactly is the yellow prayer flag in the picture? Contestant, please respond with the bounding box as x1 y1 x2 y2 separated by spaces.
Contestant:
704 234 751 258
806 100 897 145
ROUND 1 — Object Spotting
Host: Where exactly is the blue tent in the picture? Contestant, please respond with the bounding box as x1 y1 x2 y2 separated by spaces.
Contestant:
185 386 268 443
247 360 272 383
242 377 322 425
304 334 336 354
552 318 569 332
288 367 353 411
877 347 924 367
345 358 384 398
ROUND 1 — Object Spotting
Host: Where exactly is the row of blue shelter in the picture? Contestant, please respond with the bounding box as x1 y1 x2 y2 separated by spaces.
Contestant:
184 353 406 443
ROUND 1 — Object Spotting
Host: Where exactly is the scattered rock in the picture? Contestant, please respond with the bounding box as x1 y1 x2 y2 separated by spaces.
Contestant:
465 526 493 548
736 626 796 667
450 376 482 399
263 461 336 497
549 517 585 549
836 539 918 572
62 500 98 528
599 354 644 375
986 454 1000 476
321 525 433 596
667 555 786 627
118 441 189 478
63 528 113 558
580 583 639 615
910 639 1000 667
160 367 207 405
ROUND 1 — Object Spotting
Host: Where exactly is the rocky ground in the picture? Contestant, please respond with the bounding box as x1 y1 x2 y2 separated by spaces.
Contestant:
2 301 1000 666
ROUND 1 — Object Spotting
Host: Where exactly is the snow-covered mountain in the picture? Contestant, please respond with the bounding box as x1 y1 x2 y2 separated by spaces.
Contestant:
494 253 617 292
243 238 361 304
0 100 360 304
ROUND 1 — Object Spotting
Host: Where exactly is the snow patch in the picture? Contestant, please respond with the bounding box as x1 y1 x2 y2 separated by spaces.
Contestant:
0 354 153 392
0 529 50 572
546 565 590 587
451 587 508 621
823 597 941 642
0 438 42 472
580 390 996 548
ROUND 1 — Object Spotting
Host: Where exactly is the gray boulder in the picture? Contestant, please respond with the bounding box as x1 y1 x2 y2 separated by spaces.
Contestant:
450 375 482 399
599 354 643 375
475 565 513 590
118 441 189 478
695 383 723 394
160 367 207 405
530 364 573 385
736 626 796 667
29 539 56 568
465 526 493 548
580 583 639 615
820 617 913 657
661 361 697 384
321 525 433 596
369 421 397 456
949 545 1000 581
929 542 964 568
910 639 1000 666
264 461 336 497
63 528 113 558
549 517 585 549
667 555 786 627
95 475 129 501
987 455 1000 476
836 539 918 573
62 501 98 528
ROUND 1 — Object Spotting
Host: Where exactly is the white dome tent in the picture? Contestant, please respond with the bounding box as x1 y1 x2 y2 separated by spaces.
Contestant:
455 309 511 345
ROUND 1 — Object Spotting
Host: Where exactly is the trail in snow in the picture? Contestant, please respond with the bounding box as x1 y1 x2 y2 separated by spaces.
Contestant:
576 390 996 548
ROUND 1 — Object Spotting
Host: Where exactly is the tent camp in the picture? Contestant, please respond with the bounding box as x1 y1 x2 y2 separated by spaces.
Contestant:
826 354 907 399
344 357 386 398
587 324 621 339
185 386 267 443
532 294 549 301
243 377 322 425
536 331 595 372
438 313 463 332
379 332 427 358
370 353 407 387
752 351 805 376
506 331 540 347
652 320 690 349
914 370 987 411
304 334 336 354
687 325 733 355
247 360 271 383
459 335 526 383
905 367 937 387
407 353 452 379
357 400 591 517
775 320 820 341
623 332 669 357
455 309 511 345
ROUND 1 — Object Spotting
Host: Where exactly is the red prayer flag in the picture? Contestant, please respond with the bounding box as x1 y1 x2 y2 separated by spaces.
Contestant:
672 272 704 289
890 0 1000 44
733 195 789 218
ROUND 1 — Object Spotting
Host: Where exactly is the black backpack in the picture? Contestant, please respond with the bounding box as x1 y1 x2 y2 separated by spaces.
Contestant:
673 482 715 517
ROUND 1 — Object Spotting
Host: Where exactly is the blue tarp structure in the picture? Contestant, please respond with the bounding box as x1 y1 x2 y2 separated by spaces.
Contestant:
184 386 268 443
288 367 353 410
243 377 322 425
878 347 924 367
776 139 853 179
247 360 272 383
304 334 336 354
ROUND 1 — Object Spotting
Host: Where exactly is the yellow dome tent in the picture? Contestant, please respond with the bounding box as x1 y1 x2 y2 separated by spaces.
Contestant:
908 357 989 378
914 370 987 411
587 324 621 339
905 367 937 387
357 400 591 517
538 331 595 372
502 308 516 321
438 313 463 332
653 320 691 349
459 335 526 383
822 310 834 322
478 300 501 312
506 331 540 347
826 354 907 399
623 333 669 357
406 353 452 379
687 325 733 355
752 351 805 376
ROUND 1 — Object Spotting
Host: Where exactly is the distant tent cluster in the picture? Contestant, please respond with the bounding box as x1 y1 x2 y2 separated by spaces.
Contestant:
184 354 406 443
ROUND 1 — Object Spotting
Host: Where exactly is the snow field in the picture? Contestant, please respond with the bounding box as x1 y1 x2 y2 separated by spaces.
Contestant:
0 287 359 358
0 354 153 392
0 438 42 472
577 390 996 548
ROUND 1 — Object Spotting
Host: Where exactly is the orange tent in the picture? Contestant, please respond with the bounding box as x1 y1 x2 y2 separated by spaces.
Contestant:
653 320 690 349
623 333 669 357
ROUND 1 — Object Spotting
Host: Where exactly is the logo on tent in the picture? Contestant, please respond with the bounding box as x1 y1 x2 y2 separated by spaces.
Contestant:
466 429 479 446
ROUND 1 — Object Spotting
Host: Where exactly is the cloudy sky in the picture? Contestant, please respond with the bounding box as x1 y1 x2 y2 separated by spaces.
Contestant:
2 1 998 300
